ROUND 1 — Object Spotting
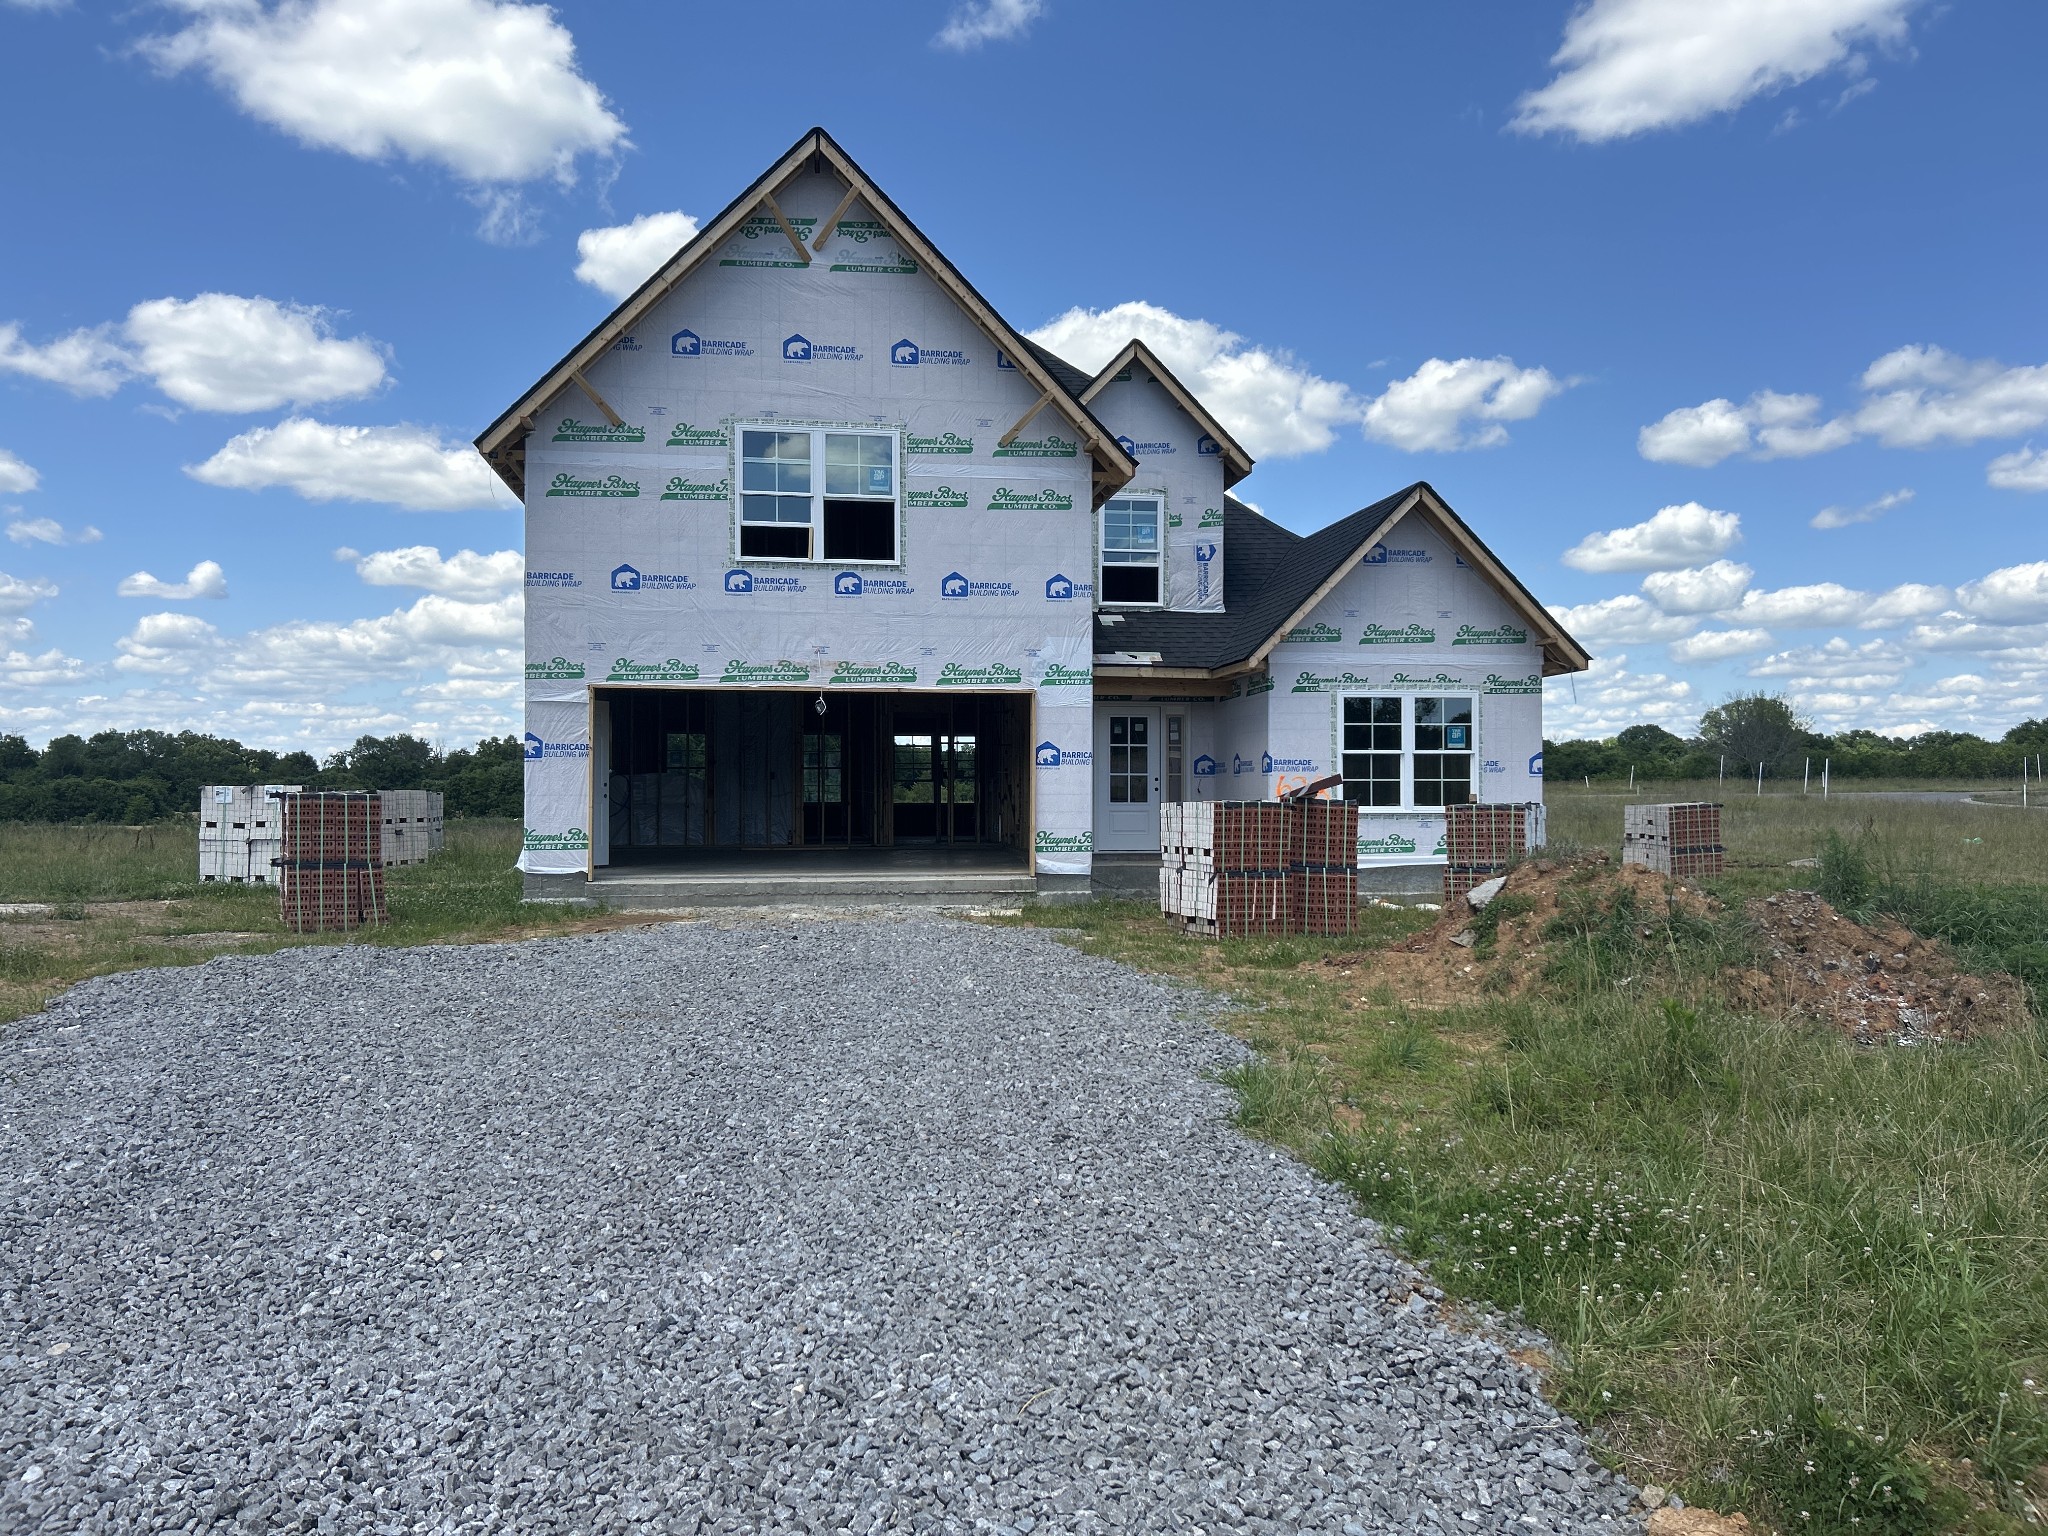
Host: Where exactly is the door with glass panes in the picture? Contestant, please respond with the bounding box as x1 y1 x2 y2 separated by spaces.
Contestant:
1093 707 1162 851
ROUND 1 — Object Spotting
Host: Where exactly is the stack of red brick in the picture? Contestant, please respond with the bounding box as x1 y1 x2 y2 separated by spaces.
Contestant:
278 792 388 933
1442 801 1547 904
1160 799 1362 938
1622 802 1724 876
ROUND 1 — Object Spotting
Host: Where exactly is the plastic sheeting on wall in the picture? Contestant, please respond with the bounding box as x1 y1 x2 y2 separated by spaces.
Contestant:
1086 368 1226 612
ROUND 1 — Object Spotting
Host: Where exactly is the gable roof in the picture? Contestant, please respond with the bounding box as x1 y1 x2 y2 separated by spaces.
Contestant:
474 127 1136 500
1095 483 1591 680
1078 338 1255 488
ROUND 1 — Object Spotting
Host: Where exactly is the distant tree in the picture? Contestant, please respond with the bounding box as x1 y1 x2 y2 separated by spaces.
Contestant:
1697 694 1810 775
328 734 438 789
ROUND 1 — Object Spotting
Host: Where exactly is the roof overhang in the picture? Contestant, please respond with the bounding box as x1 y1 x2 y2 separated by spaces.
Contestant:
1079 338 1255 489
474 127 1136 501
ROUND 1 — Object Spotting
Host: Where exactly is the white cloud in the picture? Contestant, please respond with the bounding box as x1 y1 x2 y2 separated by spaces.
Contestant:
933 0 1043 50
352 545 522 599
143 0 626 187
0 321 134 396
1638 390 1853 465
114 612 224 674
1956 562 2048 624
1668 628 1774 664
1028 301 1360 459
1547 594 1700 644
574 211 700 300
1511 0 1921 143
1360 357 1570 452
187 418 508 510
0 645 90 689
1562 503 1741 572
1726 581 1869 628
0 572 59 615
6 517 102 547
118 560 229 601
1542 653 1697 738
1857 582 1950 626
1750 637 1911 688
0 448 39 495
1903 615 2048 655
1640 558 1754 614
1812 486 1912 529
1987 445 2048 492
124 294 386 412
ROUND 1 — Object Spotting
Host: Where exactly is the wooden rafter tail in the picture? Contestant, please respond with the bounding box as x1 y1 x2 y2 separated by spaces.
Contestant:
813 184 862 252
761 193 811 265
570 370 624 428
998 391 1055 448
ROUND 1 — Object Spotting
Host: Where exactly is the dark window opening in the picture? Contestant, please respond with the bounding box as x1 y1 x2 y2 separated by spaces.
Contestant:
740 523 810 559
1101 565 1160 604
823 498 896 561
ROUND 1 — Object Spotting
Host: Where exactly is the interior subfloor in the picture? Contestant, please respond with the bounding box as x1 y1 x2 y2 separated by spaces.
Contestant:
593 844 1027 879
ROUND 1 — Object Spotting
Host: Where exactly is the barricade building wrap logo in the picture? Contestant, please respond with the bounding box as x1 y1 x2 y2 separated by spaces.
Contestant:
1262 752 1316 774
905 432 972 455
722 569 808 595
670 329 753 358
606 657 701 682
905 485 969 508
1035 741 1091 768
551 419 645 444
939 572 1019 600
610 564 695 592
986 487 1074 511
525 570 582 589
1358 623 1437 646
1362 543 1431 565
612 335 641 352
1045 573 1077 601
1038 663 1092 688
937 662 1023 687
890 338 969 367
1453 624 1530 646
830 660 918 685
526 656 585 680
781 333 863 364
1035 830 1092 854
1197 433 1221 457
1232 753 1256 776
992 433 1078 459
523 733 590 761
523 827 591 852
1114 434 1177 458
1195 541 1217 603
660 475 729 501
721 659 813 684
1528 750 1544 776
665 420 729 447
546 473 640 499
831 572 916 597
1192 754 1218 776
1283 623 1342 644
1484 672 1543 695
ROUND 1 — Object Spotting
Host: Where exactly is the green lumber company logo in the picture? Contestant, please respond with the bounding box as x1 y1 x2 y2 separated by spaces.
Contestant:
1246 673 1275 695
523 828 591 852
1290 670 1372 693
936 662 1023 686
660 475 729 501
665 421 729 448
1357 833 1418 857
905 432 973 455
1283 623 1341 644
986 487 1074 511
1384 671 1470 689
720 214 818 267
906 486 970 508
830 661 918 685
1453 623 1530 646
546 473 640 499
992 433 1078 459
826 221 918 274
1039 663 1092 687
1035 830 1093 854
1484 673 1543 694
526 657 585 680
1357 623 1437 646
551 419 645 444
606 658 700 682
721 659 813 684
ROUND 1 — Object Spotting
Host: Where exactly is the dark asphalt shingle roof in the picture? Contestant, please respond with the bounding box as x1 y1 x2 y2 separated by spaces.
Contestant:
1093 486 1422 670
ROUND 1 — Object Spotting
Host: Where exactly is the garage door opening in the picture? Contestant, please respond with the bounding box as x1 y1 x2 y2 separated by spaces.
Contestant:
595 688 1031 869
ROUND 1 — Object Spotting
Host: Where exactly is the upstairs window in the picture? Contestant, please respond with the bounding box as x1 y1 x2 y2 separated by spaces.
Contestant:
1099 495 1161 605
738 427 898 563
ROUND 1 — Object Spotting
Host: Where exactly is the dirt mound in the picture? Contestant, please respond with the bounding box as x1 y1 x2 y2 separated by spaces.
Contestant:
1331 856 2028 1041
1729 889 2030 1044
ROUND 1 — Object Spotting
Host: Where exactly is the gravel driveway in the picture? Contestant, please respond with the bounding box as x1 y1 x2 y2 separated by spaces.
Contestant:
3 916 1636 1534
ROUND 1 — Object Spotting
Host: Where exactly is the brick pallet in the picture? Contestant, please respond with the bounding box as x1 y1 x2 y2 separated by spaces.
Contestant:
198 783 301 885
1442 801 1547 904
1622 802 1724 877
278 792 387 933
1161 799 1361 938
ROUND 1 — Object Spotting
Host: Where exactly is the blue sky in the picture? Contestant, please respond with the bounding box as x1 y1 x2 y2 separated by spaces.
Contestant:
1 0 2043 750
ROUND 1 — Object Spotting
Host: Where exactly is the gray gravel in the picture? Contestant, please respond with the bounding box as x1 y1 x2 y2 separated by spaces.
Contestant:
2 916 1637 1534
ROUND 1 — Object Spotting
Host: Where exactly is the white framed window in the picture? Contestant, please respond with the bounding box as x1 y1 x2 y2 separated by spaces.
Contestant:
1340 693 1474 808
738 426 898 563
1099 495 1162 605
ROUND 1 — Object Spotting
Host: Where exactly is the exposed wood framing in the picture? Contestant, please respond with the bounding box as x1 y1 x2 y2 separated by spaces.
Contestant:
570 370 624 428
813 183 863 251
999 391 1056 448
760 193 811 265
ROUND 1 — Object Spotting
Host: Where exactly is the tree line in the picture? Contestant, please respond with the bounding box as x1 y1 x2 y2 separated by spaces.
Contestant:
0 731 523 824
1544 695 2048 784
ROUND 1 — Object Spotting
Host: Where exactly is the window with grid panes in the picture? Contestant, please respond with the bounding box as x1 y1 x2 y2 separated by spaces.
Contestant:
1340 696 1403 806
1099 496 1161 604
1411 695 1474 806
738 427 897 562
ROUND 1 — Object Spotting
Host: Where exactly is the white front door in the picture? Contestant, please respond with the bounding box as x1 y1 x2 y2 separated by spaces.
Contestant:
1094 707 1162 851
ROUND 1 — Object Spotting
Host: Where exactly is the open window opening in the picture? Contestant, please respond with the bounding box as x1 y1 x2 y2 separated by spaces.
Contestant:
1099 495 1162 605
739 427 899 563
